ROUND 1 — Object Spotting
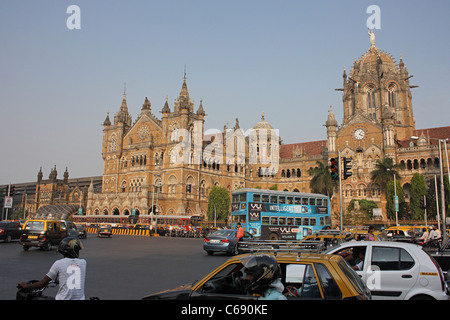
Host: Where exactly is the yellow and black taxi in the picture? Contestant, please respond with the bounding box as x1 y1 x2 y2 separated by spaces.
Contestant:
300 230 354 250
347 228 384 241
142 251 371 300
20 219 68 251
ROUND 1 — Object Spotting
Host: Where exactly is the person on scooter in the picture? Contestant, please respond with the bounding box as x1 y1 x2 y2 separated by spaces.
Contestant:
18 236 87 300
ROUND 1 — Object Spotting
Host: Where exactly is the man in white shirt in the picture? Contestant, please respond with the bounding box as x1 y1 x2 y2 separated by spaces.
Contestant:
19 237 87 300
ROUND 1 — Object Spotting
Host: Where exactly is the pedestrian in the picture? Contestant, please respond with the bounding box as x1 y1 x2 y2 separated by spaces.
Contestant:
18 237 87 300
236 222 244 242
379 226 388 240
365 226 376 241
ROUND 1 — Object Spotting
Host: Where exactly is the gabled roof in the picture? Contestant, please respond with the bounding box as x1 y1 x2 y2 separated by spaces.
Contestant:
280 140 326 159
398 126 450 147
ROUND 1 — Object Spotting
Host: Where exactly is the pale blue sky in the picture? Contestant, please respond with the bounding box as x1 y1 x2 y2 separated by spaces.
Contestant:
1 0 449 184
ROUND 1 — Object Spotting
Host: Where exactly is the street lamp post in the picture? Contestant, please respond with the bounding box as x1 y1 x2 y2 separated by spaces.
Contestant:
411 136 448 243
387 168 398 226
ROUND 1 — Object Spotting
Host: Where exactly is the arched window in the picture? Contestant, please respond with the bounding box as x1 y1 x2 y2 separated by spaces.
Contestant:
388 83 397 109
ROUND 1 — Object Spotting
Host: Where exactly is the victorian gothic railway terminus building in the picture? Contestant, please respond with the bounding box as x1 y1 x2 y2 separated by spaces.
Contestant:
51 33 449 224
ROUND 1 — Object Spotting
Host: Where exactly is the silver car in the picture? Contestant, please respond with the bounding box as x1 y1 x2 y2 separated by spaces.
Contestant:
325 241 449 300
203 229 253 256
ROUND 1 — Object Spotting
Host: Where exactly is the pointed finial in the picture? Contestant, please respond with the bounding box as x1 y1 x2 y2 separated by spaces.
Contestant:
123 82 127 98
261 111 265 121
184 65 187 80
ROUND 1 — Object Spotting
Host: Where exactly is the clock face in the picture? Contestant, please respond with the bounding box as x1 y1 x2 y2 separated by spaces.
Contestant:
354 128 366 140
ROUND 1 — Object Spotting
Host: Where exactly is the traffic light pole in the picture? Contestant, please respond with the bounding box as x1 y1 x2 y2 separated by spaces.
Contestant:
339 151 343 230
5 183 10 221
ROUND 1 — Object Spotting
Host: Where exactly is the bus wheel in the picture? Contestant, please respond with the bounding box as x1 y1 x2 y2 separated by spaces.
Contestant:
269 233 279 241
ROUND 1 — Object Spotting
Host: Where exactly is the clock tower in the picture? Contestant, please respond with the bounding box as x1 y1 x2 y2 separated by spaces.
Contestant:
326 30 418 218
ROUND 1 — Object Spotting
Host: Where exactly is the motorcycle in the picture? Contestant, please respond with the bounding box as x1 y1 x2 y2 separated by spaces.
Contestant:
16 280 100 300
16 280 57 300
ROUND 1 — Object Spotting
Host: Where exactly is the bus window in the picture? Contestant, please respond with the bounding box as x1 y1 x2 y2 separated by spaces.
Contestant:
253 193 261 202
295 218 302 225
302 198 308 205
279 217 286 225
304 218 310 226
271 217 278 225
310 218 316 226
287 197 293 204
232 215 246 223
232 193 246 203
316 198 322 206
287 217 294 225
323 199 328 206
262 194 269 203
279 196 286 204
294 197 301 205
309 198 316 206
262 216 270 225
270 195 278 204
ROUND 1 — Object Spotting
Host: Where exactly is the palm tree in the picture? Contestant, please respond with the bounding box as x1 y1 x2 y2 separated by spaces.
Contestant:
308 161 336 198
370 156 400 190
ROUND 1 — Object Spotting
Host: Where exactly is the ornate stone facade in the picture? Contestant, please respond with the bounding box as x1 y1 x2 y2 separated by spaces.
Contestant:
87 34 449 223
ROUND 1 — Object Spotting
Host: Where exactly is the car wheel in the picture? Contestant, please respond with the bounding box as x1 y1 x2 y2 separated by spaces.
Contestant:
207 251 214 256
5 235 12 243
22 245 30 251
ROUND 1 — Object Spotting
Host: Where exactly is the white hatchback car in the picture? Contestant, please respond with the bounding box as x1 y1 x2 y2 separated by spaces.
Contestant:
325 241 449 300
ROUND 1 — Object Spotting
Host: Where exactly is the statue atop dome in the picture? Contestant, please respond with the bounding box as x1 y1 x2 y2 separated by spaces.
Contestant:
368 28 376 47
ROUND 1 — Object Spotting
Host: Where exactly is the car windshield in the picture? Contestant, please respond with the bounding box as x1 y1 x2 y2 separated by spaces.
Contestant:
24 221 45 231
212 230 234 237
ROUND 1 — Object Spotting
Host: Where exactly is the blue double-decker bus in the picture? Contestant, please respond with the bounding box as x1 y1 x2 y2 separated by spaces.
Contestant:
231 188 331 240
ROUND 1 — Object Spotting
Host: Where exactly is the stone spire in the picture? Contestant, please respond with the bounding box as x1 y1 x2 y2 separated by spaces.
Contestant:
141 97 151 111
103 112 111 126
174 73 194 113
197 98 205 116
114 89 132 126
162 95 170 113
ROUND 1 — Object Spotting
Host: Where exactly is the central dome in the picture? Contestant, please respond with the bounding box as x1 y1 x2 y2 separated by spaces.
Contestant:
253 111 273 130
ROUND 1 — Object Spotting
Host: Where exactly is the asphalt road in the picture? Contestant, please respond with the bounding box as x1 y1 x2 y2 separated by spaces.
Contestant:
0 234 230 300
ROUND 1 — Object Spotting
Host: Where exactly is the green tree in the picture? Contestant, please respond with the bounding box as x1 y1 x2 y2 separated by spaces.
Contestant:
308 161 336 198
347 199 378 218
410 173 427 220
370 156 401 190
207 186 231 222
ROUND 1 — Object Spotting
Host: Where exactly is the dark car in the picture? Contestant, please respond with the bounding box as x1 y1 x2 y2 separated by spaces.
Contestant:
97 225 112 238
0 221 21 243
203 229 253 255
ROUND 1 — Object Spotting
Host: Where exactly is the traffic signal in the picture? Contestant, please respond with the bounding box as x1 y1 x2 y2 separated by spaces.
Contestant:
9 185 15 196
420 197 426 209
343 157 352 180
330 158 339 180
